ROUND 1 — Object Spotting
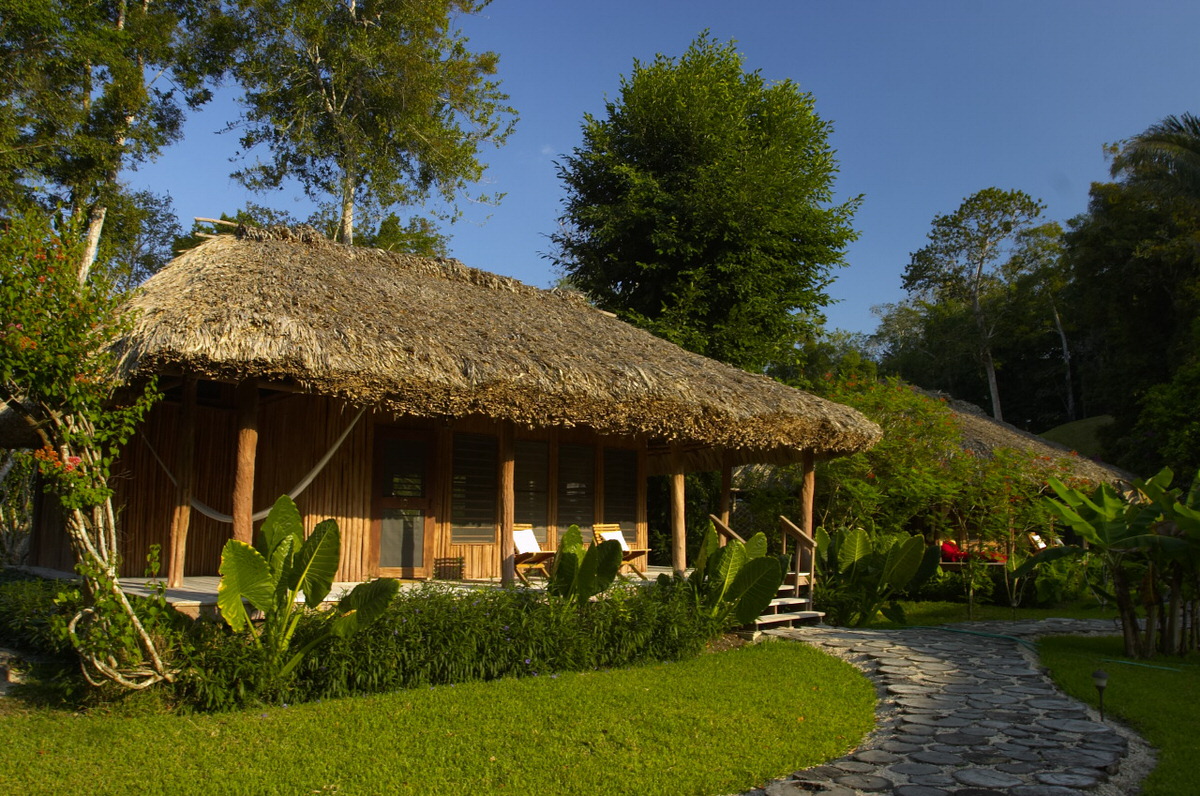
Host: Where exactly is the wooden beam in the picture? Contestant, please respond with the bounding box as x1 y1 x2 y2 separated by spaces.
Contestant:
498 422 516 586
167 376 196 587
232 380 259 545
717 450 734 546
670 449 686 575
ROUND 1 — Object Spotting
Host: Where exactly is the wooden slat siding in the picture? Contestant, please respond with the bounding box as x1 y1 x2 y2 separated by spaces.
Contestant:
167 376 196 587
111 400 238 577
254 395 375 582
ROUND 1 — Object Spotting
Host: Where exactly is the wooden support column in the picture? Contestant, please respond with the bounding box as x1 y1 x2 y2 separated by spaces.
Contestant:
167 377 196 587
232 380 259 545
498 423 516 586
798 450 816 539
670 449 687 575
717 450 734 546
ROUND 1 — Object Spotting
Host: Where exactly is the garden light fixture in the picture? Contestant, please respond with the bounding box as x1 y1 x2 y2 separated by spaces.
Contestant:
1092 668 1108 721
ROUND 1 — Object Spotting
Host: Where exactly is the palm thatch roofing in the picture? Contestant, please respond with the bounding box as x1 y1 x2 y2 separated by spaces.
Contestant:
111 226 880 470
931 391 1133 486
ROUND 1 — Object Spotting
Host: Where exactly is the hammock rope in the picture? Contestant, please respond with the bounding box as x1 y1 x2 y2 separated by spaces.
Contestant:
139 407 366 523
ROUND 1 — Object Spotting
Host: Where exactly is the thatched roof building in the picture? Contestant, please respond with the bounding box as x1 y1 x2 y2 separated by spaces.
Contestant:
27 227 879 585
115 228 880 471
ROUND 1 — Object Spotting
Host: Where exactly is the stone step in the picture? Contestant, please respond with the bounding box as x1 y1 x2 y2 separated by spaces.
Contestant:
766 596 812 611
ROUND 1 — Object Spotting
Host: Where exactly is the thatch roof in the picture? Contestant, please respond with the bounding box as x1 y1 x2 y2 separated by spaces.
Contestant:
112 227 880 470
932 392 1133 486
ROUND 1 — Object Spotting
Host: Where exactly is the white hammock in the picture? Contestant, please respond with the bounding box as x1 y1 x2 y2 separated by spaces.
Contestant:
140 407 366 523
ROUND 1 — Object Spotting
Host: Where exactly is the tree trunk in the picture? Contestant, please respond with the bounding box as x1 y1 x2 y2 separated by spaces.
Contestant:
1049 300 1076 422
970 293 1003 422
78 205 107 283
338 171 355 245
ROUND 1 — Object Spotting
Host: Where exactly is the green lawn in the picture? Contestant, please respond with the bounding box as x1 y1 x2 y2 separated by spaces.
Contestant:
1039 635 1200 796
0 640 875 796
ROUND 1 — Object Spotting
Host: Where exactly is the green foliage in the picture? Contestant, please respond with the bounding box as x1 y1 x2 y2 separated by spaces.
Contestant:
1024 468 1200 657
551 32 858 372
814 526 938 626
225 0 516 244
0 574 75 656
285 578 719 707
545 525 623 605
216 495 399 682
0 452 34 566
683 525 785 626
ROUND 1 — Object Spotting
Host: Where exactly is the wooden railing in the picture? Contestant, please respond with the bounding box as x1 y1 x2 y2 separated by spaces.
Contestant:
779 515 816 598
708 515 745 546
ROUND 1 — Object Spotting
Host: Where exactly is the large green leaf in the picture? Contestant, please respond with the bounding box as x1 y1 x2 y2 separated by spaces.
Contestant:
288 519 341 608
705 540 746 609
726 556 784 626
257 494 304 564
217 539 275 632
576 539 622 602
881 534 925 590
331 578 400 638
744 532 768 561
837 527 871 574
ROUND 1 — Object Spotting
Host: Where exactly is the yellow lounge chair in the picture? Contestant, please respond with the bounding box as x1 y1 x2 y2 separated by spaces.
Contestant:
513 525 555 585
593 523 650 579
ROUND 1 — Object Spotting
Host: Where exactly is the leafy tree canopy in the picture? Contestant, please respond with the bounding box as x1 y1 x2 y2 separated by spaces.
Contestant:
226 0 516 245
550 33 859 372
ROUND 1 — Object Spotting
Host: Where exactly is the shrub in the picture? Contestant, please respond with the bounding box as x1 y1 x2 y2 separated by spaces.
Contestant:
0 574 75 656
286 580 719 705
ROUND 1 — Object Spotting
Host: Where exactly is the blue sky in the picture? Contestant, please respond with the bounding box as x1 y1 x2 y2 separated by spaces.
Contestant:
126 0 1200 335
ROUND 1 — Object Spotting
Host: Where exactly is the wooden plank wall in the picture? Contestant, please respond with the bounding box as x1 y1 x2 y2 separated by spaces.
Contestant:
112 389 651 582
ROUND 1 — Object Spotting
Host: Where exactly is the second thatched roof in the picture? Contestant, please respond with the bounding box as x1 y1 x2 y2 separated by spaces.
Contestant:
113 227 880 469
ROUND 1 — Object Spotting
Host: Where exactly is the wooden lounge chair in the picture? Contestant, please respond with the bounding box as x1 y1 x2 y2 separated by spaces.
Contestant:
513 525 555 586
592 523 650 579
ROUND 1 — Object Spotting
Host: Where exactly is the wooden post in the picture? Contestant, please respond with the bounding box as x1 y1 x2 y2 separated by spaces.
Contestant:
232 380 259 545
798 450 816 598
718 450 734 546
799 450 816 538
167 377 196 587
670 449 686 575
498 423 516 586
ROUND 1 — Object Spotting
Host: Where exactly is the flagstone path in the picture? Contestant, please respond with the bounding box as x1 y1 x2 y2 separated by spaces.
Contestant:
740 619 1153 796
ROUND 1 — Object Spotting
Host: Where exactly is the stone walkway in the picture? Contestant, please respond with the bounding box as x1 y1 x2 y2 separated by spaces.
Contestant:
740 619 1153 796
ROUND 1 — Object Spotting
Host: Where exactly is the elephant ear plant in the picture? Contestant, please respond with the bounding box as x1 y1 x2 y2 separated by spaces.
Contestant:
686 524 785 627
814 526 939 626
547 525 623 605
217 495 399 680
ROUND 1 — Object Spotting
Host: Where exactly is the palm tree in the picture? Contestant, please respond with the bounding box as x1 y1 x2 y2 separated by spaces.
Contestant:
1111 112 1200 199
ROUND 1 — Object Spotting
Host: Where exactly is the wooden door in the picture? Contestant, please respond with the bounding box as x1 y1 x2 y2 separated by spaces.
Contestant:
373 429 435 579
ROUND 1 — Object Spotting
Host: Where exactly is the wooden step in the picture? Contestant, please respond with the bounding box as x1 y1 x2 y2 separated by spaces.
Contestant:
764 596 812 612
753 610 824 629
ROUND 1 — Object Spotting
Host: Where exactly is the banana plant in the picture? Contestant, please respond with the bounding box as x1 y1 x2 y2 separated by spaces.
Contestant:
546 525 623 605
217 495 399 678
687 524 785 627
814 526 938 626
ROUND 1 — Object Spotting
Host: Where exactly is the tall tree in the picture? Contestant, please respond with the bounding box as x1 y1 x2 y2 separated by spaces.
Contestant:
550 33 859 373
0 0 220 279
226 0 515 245
901 188 1045 422
1110 112 1200 200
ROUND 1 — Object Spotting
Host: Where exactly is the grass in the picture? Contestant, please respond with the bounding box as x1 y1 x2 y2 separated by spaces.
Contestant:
1039 414 1113 458
1039 635 1200 795
0 639 875 796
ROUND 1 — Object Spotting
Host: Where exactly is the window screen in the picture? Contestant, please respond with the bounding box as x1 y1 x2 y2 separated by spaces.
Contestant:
515 440 550 545
557 443 594 530
451 433 497 544
603 448 638 546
